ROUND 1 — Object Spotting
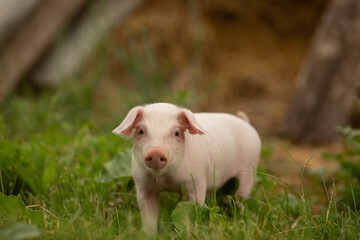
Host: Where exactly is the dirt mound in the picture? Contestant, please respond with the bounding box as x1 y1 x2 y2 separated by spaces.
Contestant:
107 0 329 136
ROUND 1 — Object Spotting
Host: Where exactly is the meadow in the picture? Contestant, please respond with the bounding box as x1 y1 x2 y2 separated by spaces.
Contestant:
0 78 359 240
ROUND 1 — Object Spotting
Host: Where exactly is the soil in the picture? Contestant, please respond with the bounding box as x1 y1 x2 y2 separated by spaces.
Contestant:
108 0 329 136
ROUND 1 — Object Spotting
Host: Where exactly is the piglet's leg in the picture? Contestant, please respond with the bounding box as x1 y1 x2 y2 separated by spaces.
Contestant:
237 170 255 198
137 189 159 235
186 180 206 204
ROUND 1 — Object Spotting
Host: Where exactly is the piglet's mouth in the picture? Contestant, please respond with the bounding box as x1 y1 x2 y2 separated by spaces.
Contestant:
144 147 168 169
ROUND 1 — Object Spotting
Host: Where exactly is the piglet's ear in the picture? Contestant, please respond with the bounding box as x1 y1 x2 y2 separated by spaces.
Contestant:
112 106 143 136
178 109 206 135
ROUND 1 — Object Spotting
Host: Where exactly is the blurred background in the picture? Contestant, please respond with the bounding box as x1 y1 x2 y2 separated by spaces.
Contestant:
1 0 360 186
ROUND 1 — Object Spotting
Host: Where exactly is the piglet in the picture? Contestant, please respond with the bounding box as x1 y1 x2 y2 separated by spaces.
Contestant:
112 103 261 234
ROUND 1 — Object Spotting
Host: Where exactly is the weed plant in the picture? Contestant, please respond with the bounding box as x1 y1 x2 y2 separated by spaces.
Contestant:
324 126 360 211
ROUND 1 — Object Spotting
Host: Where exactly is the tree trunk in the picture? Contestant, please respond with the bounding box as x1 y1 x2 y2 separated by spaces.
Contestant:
283 0 360 144
0 0 87 104
0 0 42 44
32 0 146 87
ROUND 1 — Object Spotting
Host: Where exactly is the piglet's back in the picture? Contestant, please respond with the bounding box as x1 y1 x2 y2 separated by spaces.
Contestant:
190 112 261 190
194 112 261 155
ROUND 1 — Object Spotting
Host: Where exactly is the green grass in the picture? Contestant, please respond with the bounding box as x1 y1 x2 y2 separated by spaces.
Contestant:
0 84 359 240
1 127 359 239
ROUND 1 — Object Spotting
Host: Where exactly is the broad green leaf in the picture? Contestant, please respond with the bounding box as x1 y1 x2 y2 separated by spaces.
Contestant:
0 222 41 240
41 159 57 187
171 202 209 233
171 202 192 232
0 194 43 226
96 149 132 183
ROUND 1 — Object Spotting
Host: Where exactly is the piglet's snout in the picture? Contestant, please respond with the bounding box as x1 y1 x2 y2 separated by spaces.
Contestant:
144 147 167 169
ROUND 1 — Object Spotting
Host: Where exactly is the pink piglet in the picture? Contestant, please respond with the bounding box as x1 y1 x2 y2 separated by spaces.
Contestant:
113 103 261 234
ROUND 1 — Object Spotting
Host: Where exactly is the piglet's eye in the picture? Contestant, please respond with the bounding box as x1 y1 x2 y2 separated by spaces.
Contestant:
175 131 180 137
139 129 144 135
